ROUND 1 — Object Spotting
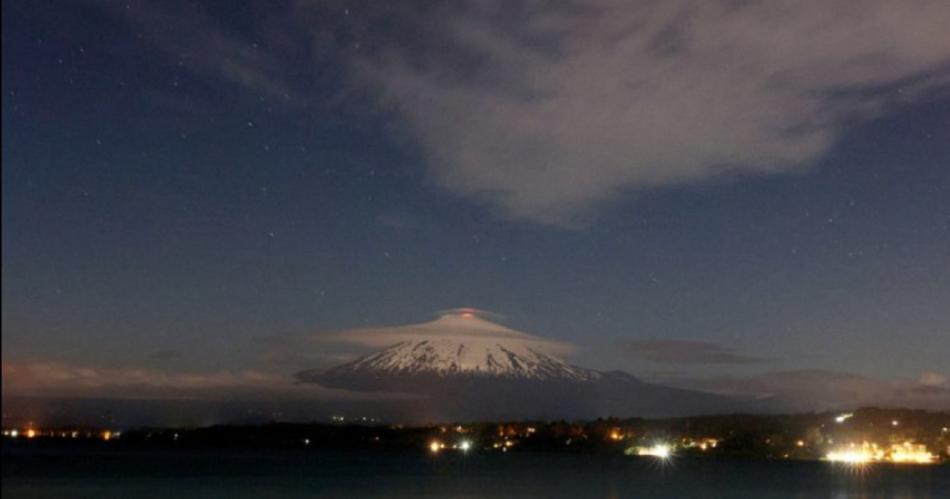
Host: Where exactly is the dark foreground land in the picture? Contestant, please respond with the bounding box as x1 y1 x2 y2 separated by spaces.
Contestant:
4 407 949 463
4 408 949 498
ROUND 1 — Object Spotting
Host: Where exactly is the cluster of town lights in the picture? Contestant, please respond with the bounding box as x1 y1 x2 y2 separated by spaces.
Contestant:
429 439 473 453
3 428 118 441
824 441 937 465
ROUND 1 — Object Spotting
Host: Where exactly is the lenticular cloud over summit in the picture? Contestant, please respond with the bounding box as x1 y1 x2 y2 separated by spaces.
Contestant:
318 309 575 358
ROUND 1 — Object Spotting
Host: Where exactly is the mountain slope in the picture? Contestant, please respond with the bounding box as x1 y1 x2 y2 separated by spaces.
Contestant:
295 312 759 421
311 338 600 382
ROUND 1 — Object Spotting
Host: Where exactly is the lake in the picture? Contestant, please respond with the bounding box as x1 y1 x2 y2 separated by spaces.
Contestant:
3 443 948 498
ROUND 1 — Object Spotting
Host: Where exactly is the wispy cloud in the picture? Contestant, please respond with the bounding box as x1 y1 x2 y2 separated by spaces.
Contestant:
103 1 950 226
658 369 950 411
354 0 950 225
252 333 358 371
105 0 300 102
0 361 404 401
622 339 765 365
376 209 422 231
918 371 948 387
147 349 181 361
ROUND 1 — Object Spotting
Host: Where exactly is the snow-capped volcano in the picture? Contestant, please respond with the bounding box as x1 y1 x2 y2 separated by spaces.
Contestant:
298 310 598 383
296 310 757 420
318 337 600 382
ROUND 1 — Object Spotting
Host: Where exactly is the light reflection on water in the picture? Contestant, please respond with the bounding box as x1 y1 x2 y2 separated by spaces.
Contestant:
3 445 948 499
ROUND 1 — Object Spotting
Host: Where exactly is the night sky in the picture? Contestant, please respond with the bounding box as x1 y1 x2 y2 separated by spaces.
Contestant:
2 1 949 407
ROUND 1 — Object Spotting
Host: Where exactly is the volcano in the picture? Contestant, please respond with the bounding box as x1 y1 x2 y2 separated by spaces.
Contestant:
296 311 757 421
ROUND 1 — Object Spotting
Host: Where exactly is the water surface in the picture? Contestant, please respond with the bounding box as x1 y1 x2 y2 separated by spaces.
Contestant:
3 443 947 498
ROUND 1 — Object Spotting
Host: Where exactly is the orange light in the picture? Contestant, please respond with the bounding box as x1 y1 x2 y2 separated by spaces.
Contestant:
889 442 936 464
461 312 474 319
102 430 112 441
25 428 37 439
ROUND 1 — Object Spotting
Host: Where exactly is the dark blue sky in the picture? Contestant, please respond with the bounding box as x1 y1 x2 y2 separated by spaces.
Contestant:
2 1 949 397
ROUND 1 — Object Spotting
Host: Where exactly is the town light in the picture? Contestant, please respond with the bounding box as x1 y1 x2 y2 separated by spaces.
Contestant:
890 442 936 464
826 450 872 464
825 442 882 465
834 413 853 424
636 444 672 459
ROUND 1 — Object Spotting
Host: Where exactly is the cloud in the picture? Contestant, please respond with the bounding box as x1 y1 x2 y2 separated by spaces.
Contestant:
353 0 950 225
103 1 950 226
622 339 765 365
361 1 950 225
657 369 950 411
918 371 948 387
312 309 575 357
376 209 422 231
253 334 358 371
0 361 404 401
103 0 300 102
148 349 181 361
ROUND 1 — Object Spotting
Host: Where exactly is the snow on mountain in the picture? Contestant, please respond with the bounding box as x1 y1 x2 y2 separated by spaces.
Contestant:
295 310 755 420
326 337 600 382
301 310 596 382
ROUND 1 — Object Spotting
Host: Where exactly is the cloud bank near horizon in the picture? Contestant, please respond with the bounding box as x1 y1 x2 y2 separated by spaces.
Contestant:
0 361 410 402
622 338 767 365
656 369 950 412
5 360 946 414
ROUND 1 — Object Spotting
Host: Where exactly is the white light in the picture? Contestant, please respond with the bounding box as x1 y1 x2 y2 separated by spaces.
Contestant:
459 440 472 452
826 450 872 464
825 442 884 465
637 444 672 459
834 413 853 424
